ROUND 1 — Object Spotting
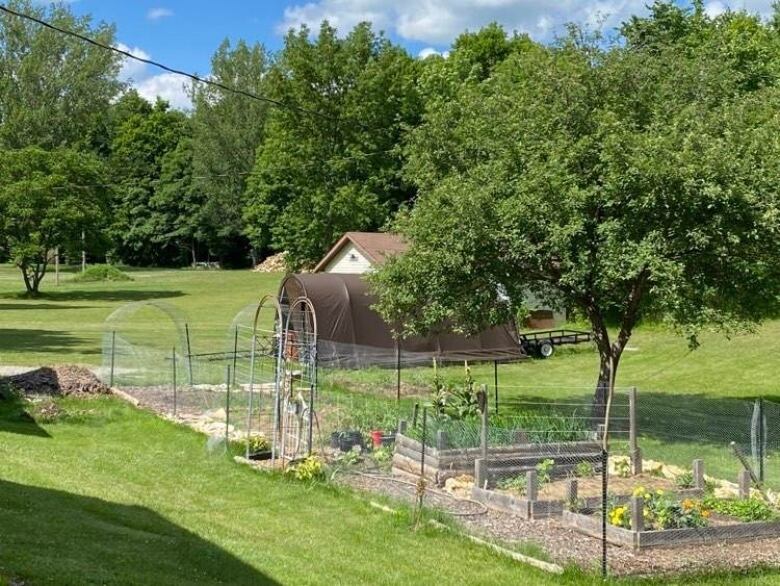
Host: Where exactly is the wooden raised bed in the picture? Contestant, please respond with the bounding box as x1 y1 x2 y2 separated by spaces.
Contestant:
563 509 780 549
391 430 601 486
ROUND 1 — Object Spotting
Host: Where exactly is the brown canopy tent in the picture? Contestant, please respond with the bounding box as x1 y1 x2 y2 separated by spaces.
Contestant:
279 273 526 368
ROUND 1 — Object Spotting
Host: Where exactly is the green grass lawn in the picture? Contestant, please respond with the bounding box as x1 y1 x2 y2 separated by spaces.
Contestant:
1 394 778 586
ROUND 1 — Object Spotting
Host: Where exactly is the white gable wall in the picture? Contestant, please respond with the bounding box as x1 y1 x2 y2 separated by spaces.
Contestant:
323 243 374 274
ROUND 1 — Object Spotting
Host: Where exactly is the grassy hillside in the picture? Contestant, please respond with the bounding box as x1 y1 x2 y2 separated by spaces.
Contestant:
0 395 777 586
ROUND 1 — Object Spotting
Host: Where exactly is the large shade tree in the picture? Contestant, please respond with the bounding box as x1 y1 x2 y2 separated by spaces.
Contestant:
0 148 108 295
244 22 421 269
371 5 780 418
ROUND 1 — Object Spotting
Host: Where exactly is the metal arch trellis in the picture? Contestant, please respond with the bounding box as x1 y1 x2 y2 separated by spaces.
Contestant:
274 295 318 466
239 294 285 461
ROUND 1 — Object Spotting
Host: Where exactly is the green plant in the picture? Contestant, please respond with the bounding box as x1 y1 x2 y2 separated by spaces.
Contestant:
675 471 694 489
372 445 393 465
703 497 778 523
574 461 594 478
71 264 132 283
536 459 555 484
496 474 527 495
339 449 361 466
246 435 270 453
614 458 631 478
288 456 325 482
630 487 711 530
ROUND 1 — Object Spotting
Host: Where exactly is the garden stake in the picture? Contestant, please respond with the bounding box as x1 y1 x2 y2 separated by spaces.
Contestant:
414 407 428 530
493 360 499 414
308 383 315 456
758 398 764 483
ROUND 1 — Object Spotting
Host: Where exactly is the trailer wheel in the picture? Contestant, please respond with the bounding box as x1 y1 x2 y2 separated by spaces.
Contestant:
538 341 555 359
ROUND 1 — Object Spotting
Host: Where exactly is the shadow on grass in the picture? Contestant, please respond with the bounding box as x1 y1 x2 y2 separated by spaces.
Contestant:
0 479 278 585
0 290 185 302
0 303 96 311
0 391 51 438
0 329 98 355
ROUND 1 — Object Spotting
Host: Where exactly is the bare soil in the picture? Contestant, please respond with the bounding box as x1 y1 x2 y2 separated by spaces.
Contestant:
1 365 108 396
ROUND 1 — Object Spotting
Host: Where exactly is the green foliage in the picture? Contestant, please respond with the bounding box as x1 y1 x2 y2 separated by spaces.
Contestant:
287 456 325 482
574 461 595 478
0 0 121 151
426 362 480 420
0 147 108 295
497 474 527 495
244 22 421 269
371 12 780 406
675 471 695 489
703 496 779 522
246 435 270 454
71 265 132 283
372 445 393 466
536 459 555 484
614 459 631 479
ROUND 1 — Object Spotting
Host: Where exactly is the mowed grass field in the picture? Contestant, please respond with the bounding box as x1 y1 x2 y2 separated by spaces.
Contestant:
1 262 778 400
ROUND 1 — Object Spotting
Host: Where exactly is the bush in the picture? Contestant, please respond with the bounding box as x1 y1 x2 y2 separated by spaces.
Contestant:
71 264 132 282
675 471 694 489
497 474 527 494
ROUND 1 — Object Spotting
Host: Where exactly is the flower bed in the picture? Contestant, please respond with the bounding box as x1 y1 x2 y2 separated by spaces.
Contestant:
564 487 780 550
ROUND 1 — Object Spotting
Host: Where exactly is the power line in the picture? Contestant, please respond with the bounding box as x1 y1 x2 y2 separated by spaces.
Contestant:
0 3 329 122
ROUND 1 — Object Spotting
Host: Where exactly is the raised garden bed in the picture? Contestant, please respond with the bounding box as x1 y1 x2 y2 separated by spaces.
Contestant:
471 472 703 520
563 508 780 550
391 430 600 485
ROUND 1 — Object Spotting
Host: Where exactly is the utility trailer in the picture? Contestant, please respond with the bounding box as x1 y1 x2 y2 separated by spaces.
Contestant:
519 329 592 359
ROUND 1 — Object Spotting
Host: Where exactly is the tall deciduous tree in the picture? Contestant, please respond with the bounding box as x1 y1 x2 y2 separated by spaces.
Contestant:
0 148 108 295
244 22 421 269
190 40 271 266
0 0 121 150
109 98 189 265
371 11 780 417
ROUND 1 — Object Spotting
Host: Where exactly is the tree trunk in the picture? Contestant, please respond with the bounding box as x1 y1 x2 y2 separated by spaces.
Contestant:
593 352 612 420
190 241 197 267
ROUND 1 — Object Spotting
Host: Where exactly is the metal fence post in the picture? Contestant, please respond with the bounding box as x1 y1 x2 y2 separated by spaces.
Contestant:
109 330 116 388
232 326 239 387
420 407 427 476
185 323 194 386
245 334 257 459
307 383 315 457
758 398 765 483
493 360 499 415
629 387 642 475
224 365 231 450
395 341 401 404
172 346 177 417
601 448 608 579
480 384 489 461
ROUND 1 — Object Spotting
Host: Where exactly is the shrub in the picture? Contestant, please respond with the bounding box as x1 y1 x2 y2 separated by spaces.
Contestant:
536 459 555 484
71 264 132 282
246 435 270 453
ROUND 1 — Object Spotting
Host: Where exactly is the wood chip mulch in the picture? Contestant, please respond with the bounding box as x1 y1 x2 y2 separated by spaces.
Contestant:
340 472 780 578
1 365 109 396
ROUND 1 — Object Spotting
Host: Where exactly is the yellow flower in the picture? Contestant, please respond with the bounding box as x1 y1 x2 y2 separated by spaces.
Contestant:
633 486 647 498
682 499 694 511
702 509 711 518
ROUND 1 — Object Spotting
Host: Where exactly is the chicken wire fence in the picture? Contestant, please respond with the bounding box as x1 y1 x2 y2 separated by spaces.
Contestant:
99 300 780 578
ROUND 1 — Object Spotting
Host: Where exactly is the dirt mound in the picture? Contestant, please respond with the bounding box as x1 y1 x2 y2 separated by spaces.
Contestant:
2 366 109 396
253 252 287 273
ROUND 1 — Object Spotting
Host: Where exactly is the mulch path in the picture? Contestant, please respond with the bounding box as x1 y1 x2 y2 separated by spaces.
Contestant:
340 472 780 578
1 365 108 396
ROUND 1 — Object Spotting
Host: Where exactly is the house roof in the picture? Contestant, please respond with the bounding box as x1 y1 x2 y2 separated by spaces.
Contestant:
313 232 408 273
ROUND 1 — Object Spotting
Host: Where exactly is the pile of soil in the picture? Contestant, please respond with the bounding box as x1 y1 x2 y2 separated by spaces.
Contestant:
253 252 287 273
2 366 109 396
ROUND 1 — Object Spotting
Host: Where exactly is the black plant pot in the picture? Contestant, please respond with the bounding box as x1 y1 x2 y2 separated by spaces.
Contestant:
248 450 272 461
380 431 396 447
330 430 363 452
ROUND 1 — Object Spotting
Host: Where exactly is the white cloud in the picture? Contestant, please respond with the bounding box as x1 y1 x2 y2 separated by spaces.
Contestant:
418 47 449 59
147 7 174 21
115 43 150 82
135 73 192 110
277 1 778 45
115 42 191 110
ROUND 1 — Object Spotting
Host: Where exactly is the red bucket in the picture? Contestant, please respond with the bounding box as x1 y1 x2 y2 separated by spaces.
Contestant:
371 430 383 448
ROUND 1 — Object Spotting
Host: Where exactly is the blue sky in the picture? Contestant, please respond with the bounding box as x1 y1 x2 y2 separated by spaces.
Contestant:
62 0 776 109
